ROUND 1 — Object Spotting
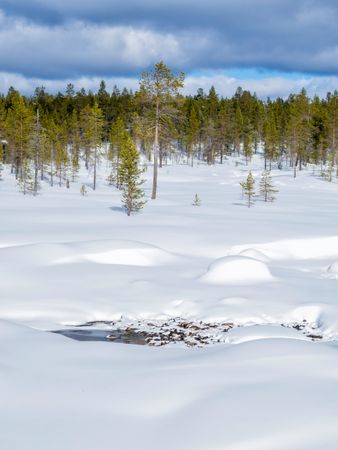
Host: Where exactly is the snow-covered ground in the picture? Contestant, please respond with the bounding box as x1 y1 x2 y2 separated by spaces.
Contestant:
1 155 338 449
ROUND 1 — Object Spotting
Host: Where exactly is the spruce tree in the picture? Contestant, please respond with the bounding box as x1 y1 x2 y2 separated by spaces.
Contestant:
259 171 278 202
240 171 256 207
118 132 146 216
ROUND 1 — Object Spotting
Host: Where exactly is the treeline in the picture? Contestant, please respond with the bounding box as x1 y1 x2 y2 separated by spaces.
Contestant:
0 63 337 197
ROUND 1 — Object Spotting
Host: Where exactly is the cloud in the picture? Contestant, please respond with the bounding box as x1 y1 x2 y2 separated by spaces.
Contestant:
1 71 336 100
0 1 337 83
185 73 338 98
0 11 188 78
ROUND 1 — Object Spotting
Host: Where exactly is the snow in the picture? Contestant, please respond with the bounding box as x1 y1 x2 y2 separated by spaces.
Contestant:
201 255 273 284
1 320 338 450
1 155 338 449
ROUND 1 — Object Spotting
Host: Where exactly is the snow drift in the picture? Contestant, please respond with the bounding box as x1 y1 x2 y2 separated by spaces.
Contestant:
201 255 274 285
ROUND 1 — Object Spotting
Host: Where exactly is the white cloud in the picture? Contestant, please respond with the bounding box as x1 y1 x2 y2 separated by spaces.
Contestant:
0 11 187 77
184 74 338 98
1 71 336 99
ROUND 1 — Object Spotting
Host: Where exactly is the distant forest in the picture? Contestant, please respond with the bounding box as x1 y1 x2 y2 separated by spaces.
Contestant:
0 63 337 197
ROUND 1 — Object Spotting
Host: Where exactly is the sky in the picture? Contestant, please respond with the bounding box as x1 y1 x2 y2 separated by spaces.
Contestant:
0 0 337 98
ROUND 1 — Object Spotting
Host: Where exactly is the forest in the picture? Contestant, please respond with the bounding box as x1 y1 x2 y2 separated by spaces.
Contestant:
0 63 337 199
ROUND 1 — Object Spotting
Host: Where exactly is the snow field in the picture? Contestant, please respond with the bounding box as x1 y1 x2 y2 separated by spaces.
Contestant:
1 154 338 449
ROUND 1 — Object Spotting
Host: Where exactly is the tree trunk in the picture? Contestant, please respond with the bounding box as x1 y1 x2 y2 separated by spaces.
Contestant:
93 146 97 190
151 101 159 200
294 154 298 178
159 142 163 169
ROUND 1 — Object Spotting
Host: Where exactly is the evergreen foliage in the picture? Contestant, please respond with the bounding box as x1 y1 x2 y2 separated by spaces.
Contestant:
17 158 35 195
240 171 256 207
80 184 87 196
192 194 201 206
118 132 146 216
139 61 185 199
259 171 278 202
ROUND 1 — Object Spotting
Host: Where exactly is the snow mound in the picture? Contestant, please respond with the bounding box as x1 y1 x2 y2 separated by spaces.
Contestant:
201 256 273 285
288 304 323 325
0 243 74 267
326 261 338 279
231 236 338 261
225 324 307 344
237 248 269 262
0 240 175 268
61 240 176 266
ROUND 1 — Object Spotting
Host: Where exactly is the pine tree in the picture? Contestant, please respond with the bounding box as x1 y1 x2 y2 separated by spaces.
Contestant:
139 61 184 199
0 102 6 154
17 158 34 195
30 109 45 195
259 171 278 202
5 92 33 178
69 110 81 182
80 102 103 190
287 89 311 178
240 171 256 207
234 105 243 155
186 106 199 166
109 116 125 188
243 131 253 165
0 146 3 180
263 107 279 170
118 132 146 216
192 194 201 206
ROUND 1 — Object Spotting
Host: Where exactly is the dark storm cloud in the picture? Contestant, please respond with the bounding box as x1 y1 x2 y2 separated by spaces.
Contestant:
0 0 337 79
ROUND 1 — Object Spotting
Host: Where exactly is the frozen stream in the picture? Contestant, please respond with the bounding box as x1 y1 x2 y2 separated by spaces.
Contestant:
52 319 325 347
53 328 147 344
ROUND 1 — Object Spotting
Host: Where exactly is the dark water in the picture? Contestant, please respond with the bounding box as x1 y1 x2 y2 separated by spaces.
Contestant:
52 329 147 345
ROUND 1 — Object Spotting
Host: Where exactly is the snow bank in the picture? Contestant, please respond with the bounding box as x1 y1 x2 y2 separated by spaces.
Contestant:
59 240 176 266
231 236 338 261
201 255 274 285
0 242 74 267
0 240 175 268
